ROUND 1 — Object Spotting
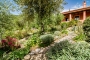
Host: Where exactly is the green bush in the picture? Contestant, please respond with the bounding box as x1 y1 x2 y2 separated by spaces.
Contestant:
68 20 78 27
56 25 62 31
61 30 68 34
83 17 90 42
49 27 57 33
54 31 61 36
60 22 68 30
39 34 54 47
47 41 90 60
27 34 40 47
74 33 85 41
0 47 30 60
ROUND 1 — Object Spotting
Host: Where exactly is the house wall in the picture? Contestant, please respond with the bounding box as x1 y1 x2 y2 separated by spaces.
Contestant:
79 12 83 20
86 11 90 18
63 10 90 22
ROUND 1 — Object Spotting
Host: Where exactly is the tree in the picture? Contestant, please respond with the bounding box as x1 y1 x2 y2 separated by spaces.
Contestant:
14 0 66 34
0 0 17 39
83 17 90 42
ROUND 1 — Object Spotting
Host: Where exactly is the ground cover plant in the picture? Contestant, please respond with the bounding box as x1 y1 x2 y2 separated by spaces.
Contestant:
47 40 90 60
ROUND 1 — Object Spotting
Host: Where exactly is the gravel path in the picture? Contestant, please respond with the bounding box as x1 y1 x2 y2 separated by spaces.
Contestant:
54 31 77 43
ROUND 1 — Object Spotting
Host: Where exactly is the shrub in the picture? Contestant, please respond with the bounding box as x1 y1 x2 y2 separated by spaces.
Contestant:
61 30 68 34
54 31 61 36
68 20 78 27
47 41 90 60
60 22 68 30
27 34 40 47
14 30 29 39
39 34 54 47
83 17 90 42
74 33 86 41
0 47 30 60
49 27 57 33
56 25 62 31
1 36 20 50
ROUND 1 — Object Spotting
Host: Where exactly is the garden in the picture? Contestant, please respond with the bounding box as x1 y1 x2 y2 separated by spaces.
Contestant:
0 0 90 60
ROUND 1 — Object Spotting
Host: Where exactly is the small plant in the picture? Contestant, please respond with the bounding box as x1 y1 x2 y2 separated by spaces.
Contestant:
74 33 86 41
27 34 40 47
83 17 90 42
39 34 54 47
68 20 78 27
49 27 57 33
1 36 20 50
54 31 61 36
0 47 30 60
60 22 68 30
61 30 68 34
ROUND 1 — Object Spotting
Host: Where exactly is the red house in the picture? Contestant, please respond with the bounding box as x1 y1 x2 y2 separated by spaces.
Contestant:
62 1 90 23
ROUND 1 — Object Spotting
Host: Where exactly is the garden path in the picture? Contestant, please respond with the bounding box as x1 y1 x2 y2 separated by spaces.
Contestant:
24 27 77 60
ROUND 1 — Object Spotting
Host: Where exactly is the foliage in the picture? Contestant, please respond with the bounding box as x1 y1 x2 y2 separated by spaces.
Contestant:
14 0 66 34
61 30 68 34
68 20 78 27
1 36 20 50
83 17 90 42
14 30 29 39
0 37 31 60
27 34 40 47
55 14 64 25
60 22 68 30
0 47 30 60
49 27 57 33
39 34 54 47
74 33 86 41
0 0 18 40
54 31 61 36
47 41 90 60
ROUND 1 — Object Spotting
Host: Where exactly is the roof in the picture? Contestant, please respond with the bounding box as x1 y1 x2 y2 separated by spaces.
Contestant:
62 6 90 14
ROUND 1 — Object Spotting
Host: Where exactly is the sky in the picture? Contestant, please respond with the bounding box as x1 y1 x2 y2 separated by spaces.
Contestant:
1 0 90 15
63 0 90 12
13 0 90 15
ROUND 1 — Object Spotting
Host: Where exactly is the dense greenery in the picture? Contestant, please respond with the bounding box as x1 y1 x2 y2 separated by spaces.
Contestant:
0 46 30 60
14 0 66 34
39 34 54 47
47 41 90 60
83 17 90 42
0 0 89 60
0 0 20 39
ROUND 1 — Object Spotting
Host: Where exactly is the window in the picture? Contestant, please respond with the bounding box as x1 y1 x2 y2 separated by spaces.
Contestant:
65 18 68 21
75 16 79 20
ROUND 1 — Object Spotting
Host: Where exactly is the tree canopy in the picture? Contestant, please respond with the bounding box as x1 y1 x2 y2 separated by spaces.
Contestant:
14 0 66 34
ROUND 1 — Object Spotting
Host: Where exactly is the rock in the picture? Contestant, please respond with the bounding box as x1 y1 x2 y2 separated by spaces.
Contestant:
29 52 35 55
35 54 43 60
39 48 47 54
24 54 30 60
30 55 35 60
35 48 41 54
43 54 47 60
54 36 59 40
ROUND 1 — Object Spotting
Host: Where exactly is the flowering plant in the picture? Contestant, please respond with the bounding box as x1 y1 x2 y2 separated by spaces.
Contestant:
1 36 20 50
